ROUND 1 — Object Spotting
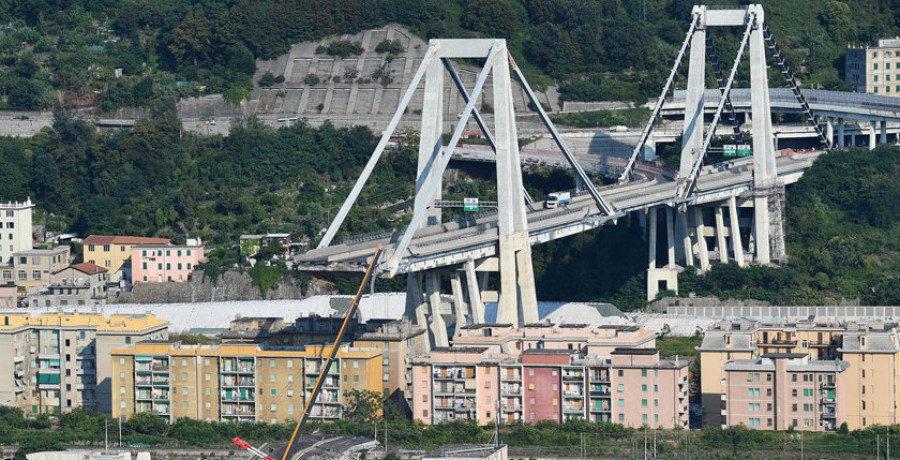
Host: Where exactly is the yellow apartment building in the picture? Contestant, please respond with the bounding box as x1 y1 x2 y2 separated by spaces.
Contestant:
0 312 168 415
838 328 900 430
83 235 171 281
111 341 383 424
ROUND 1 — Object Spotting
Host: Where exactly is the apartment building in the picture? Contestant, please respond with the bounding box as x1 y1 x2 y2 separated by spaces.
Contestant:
846 38 900 95
0 198 34 266
723 354 848 431
411 323 690 429
111 341 383 424
12 247 71 290
131 244 203 283
701 321 900 431
221 315 429 408
83 235 171 281
0 312 168 415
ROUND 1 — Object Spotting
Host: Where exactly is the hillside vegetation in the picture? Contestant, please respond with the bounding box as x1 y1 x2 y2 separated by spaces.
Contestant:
0 0 898 110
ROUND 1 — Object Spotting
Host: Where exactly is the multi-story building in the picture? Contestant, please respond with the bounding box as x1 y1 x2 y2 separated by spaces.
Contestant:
0 312 168 415
27 263 109 308
131 244 203 283
83 235 171 281
13 247 71 290
411 323 690 429
701 321 900 431
221 315 429 410
0 198 34 266
846 38 900 95
111 341 383 424
723 354 848 431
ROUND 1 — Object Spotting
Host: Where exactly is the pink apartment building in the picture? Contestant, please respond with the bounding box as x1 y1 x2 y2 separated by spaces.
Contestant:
411 323 690 428
131 245 203 283
723 353 848 431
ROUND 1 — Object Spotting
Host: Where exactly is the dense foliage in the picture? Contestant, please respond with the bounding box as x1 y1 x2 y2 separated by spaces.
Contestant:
0 0 897 110
676 145 900 305
0 109 414 246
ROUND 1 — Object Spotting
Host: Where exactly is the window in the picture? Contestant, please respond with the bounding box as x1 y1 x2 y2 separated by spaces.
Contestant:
183 388 188 395
17 270 25 280
120 386 126 394
642 414 648 423
88 244 95 252
32 270 40 280
875 63 879 70
792 389 798 397
177 250 182 257
120 358 125 365
271 389 276 396
618 413 624 422
617 384 624 392
641 369 647 377
270 375 275 382
120 372 125 379
618 369 624 377
618 399 625 407
641 384 647 392
792 403 797 412
142 262 147 269
125 337 131 344
103 245 110 252
182 373 188 381
288 375 293 383
121 246 125 252
642 399 647 407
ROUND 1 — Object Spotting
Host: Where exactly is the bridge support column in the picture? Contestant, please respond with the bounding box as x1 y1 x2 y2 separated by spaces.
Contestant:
728 196 745 267
837 118 845 147
752 195 771 265
450 271 468 330
677 210 694 267
493 49 538 327
767 187 787 263
679 20 707 177
464 259 485 324
694 207 710 272
881 120 888 144
648 208 658 269
715 206 728 264
869 121 877 150
405 272 430 352
415 55 445 226
426 271 449 348
637 209 648 240
666 208 676 269
826 117 834 146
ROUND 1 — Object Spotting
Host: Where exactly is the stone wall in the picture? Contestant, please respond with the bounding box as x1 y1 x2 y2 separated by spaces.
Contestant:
110 270 302 304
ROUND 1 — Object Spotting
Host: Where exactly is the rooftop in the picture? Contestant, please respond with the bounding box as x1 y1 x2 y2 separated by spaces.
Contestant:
83 235 171 245
14 247 69 256
0 312 168 332
0 198 33 210
71 262 108 275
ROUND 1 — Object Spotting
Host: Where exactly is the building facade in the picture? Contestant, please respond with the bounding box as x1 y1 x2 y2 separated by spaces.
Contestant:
701 321 900 431
27 263 109 308
13 247 71 290
723 354 848 431
846 38 900 95
111 341 383 424
83 235 171 281
0 198 34 267
411 324 690 429
131 245 202 283
0 312 168 415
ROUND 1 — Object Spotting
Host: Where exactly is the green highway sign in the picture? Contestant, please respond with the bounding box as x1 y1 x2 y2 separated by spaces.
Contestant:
723 144 737 157
737 144 752 157
463 198 479 211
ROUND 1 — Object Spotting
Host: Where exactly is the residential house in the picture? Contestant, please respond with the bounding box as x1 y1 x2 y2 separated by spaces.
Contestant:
131 244 203 283
83 235 171 282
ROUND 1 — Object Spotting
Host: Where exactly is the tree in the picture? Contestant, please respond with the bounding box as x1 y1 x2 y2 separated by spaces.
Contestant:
127 412 167 436
169 12 213 67
819 1 856 42
460 0 518 38
347 390 385 423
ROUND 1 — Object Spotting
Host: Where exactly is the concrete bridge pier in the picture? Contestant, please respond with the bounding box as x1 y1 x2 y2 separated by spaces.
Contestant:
715 206 729 264
463 259 486 324
425 271 449 348
728 197 745 267
826 117 834 146
693 207 710 272
837 118 845 147
450 272 468 330
405 272 430 352
881 119 888 144
869 120 878 150
646 207 680 300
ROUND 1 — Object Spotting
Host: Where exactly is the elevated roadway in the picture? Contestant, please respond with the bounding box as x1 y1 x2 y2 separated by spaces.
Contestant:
297 151 820 274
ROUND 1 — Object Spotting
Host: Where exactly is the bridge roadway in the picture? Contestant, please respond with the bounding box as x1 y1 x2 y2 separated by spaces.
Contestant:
297 152 820 274
662 88 900 120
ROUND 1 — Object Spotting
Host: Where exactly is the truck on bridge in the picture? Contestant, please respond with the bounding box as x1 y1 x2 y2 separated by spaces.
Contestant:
545 192 571 209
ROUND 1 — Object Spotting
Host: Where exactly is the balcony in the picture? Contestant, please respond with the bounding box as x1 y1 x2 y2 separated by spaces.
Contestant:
821 411 836 419
38 353 61 360
760 338 798 346
501 386 522 396
563 406 584 414
13 355 24 363
562 373 584 381
502 405 522 412
679 405 688 413
563 391 583 398
500 373 521 382
820 381 836 389
76 368 96 375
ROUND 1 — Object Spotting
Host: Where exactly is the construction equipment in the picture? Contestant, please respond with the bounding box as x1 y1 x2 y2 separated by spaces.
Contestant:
232 437 274 460
279 244 384 460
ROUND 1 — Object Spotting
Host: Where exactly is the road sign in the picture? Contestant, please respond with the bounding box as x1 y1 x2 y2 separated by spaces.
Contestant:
737 144 752 157
463 198 479 211
723 144 737 157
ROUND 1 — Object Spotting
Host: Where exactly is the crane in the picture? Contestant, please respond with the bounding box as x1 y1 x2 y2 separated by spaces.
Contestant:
274 244 384 460
232 437 275 460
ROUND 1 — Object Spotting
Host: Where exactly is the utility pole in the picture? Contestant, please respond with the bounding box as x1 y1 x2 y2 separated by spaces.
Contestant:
105 419 109 453
119 417 122 447
800 433 804 460
888 425 891 460
644 429 648 460
879 434 882 460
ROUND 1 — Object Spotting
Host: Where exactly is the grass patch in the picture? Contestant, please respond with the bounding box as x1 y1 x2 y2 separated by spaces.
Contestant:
656 335 702 358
